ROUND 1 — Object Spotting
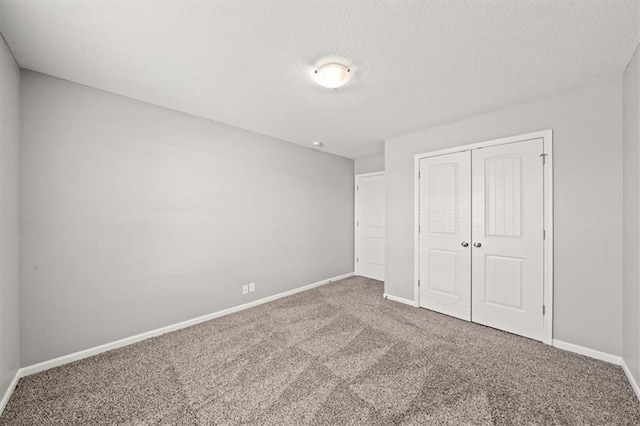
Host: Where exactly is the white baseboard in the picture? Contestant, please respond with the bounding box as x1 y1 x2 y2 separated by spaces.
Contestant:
19 272 354 379
383 293 417 307
552 339 622 365
622 359 640 401
0 370 20 416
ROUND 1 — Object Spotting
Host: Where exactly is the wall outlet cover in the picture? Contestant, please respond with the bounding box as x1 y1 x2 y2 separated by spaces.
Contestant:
249 282 255 292
242 285 249 295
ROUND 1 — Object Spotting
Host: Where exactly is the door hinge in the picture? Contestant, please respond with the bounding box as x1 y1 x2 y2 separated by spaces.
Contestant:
357 257 359 262
418 225 421 233
543 305 546 315
357 221 359 227
357 185 359 191
418 279 420 287
543 229 546 239
540 153 547 164
419 171 421 179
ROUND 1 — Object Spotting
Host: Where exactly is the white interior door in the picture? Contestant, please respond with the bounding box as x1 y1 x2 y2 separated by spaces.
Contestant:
418 152 471 321
356 173 385 281
471 139 545 341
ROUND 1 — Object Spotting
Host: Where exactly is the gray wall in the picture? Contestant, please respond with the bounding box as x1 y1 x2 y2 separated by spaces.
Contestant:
19 71 354 366
355 153 385 175
624 44 640 384
0 37 20 399
385 79 623 356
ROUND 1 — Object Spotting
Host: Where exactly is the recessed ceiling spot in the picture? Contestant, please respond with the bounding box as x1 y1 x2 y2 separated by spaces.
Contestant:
313 63 351 89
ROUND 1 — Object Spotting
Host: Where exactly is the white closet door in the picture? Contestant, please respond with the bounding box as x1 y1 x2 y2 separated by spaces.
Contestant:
356 174 385 281
471 139 544 340
419 152 471 321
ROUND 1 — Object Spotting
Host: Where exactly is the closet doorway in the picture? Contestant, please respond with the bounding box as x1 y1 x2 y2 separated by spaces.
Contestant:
414 131 553 343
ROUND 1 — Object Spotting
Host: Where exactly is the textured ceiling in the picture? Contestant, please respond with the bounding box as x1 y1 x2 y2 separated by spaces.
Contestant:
0 1 638 159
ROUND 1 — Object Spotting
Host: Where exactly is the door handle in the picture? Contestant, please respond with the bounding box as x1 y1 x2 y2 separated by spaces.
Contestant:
461 241 469 247
473 242 482 248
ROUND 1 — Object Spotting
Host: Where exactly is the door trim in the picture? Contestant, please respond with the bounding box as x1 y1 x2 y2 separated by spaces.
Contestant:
413 130 553 344
355 172 385 277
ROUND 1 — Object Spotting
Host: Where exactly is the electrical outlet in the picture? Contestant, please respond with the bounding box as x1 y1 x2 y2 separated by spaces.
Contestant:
249 282 255 293
242 285 249 295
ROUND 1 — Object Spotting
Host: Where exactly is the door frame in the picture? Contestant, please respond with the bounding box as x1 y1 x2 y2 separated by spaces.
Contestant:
413 130 553 344
355 171 386 277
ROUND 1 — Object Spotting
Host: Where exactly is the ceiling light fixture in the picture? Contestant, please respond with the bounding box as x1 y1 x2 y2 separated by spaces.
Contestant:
312 141 324 148
313 63 351 89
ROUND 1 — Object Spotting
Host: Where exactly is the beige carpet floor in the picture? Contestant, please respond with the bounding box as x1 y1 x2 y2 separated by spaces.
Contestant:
2 276 640 425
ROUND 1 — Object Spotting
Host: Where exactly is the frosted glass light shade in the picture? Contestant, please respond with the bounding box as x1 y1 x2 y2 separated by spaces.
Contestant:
313 63 351 88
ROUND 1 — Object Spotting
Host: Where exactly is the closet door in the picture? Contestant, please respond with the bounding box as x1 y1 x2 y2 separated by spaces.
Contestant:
418 152 471 321
471 139 544 340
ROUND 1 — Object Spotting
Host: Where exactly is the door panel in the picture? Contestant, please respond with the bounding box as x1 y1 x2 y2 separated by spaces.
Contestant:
471 139 544 340
419 152 471 321
357 174 385 281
